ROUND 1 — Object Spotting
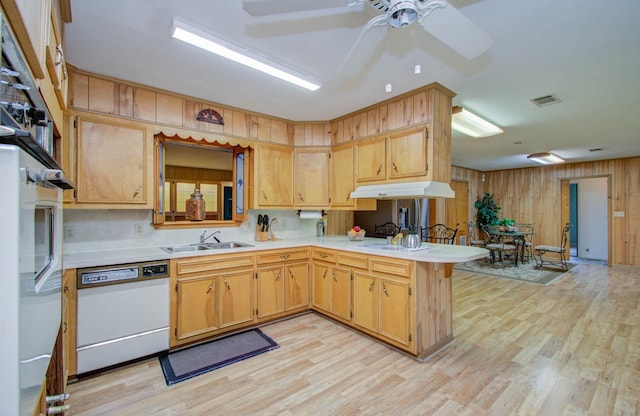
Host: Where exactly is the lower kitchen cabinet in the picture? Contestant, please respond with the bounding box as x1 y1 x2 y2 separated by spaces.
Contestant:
256 249 310 320
311 249 351 324
352 256 413 349
170 253 255 348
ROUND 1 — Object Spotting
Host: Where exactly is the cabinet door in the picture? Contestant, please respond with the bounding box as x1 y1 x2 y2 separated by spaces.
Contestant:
257 266 285 319
176 276 218 340
330 267 352 321
352 273 378 332
62 269 77 379
76 117 148 204
256 145 293 207
219 270 254 329
331 144 355 207
286 262 309 311
312 263 330 312
356 137 386 183
388 128 427 179
378 276 411 346
293 149 330 207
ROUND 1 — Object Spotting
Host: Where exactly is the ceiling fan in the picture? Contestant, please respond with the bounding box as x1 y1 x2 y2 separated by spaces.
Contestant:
242 0 493 76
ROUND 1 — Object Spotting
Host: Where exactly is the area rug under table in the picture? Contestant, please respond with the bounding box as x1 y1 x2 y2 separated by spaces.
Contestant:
159 328 279 385
454 259 578 285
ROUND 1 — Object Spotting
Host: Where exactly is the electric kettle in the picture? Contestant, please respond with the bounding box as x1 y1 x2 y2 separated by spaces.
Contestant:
403 224 421 249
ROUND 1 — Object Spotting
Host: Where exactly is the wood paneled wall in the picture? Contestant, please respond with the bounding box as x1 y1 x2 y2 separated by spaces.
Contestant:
479 158 640 267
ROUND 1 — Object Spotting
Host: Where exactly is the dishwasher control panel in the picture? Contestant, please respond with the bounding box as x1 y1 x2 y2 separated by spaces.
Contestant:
77 260 169 289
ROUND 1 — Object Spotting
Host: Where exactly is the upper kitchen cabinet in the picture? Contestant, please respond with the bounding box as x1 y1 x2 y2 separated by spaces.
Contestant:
355 126 428 184
293 148 330 208
253 143 293 209
330 143 376 211
1 0 71 128
67 113 154 208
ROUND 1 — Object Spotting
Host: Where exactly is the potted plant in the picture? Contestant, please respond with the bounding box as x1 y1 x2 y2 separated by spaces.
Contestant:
474 192 501 228
498 217 516 231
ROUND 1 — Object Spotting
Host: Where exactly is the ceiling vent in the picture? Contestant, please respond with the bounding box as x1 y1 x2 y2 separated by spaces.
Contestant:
530 94 561 107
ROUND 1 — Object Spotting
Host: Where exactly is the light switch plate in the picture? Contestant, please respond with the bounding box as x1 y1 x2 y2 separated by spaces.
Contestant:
613 211 625 217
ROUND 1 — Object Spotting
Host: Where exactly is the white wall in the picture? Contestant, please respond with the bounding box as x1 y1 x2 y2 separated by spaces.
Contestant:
63 209 318 254
576 177 608 260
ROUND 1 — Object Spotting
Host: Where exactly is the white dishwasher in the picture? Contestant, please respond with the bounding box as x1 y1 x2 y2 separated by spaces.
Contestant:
76 260 170 374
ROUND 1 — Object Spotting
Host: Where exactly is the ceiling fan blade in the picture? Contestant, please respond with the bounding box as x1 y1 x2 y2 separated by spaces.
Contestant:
338 20 388 77
242 0 349 17
421 3 493 59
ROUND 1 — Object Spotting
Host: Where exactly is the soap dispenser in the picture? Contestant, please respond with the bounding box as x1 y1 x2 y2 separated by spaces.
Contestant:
316 218 325 236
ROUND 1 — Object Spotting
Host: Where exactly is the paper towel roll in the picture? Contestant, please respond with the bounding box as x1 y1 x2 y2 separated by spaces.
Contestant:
299 210 322 219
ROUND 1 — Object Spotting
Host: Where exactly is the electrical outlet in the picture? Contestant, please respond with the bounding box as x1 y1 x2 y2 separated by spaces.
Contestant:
64 226 74 239
135 224 144 236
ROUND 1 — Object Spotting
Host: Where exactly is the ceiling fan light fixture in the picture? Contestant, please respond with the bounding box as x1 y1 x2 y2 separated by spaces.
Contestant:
388 0 418 28
171 18 321 91
527 152 565 165
451 106 503 138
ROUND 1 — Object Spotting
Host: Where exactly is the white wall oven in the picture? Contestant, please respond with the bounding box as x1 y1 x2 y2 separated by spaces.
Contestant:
0 15 72 416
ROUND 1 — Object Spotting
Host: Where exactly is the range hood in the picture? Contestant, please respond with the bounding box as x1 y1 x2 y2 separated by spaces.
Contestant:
349 181 455 199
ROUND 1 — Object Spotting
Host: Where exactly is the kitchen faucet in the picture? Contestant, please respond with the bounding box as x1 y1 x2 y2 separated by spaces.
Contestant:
200 230 221 244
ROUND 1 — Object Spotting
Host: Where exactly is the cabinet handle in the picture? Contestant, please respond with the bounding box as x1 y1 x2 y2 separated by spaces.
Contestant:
368 281 375 292
275 272 281 281
206 282 213 294
332 273 338 283
280 254 290 259
289 270 294 279
392 162 398 172
383 283 389 297
376 164 383 176
63 322 68 333
322 270 327 278
262 191 268 201
63 286 69 293
320 253 327 259
346 193 350 201
224 279 231 289
133 187 141 198
298 192 304 202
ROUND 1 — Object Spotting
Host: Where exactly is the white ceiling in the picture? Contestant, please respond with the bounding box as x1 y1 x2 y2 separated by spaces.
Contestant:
64 0 640 171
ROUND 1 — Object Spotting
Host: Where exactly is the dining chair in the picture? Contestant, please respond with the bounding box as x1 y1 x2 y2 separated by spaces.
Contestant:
374 222 400 239
515 223 535 263
534 223 572 270
481 224 517 266
421 223 459 244
466 221 486 247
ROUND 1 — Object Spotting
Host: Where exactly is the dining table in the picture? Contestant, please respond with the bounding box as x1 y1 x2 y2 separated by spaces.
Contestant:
487 228 535 266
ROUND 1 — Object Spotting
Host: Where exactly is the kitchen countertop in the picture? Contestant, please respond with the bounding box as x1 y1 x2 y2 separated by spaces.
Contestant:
63 236 488 269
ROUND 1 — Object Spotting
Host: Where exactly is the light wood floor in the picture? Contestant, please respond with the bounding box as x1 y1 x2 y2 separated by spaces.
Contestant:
67 264 640 415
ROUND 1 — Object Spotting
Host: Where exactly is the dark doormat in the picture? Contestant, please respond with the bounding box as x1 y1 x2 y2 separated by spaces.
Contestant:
159 328 279 385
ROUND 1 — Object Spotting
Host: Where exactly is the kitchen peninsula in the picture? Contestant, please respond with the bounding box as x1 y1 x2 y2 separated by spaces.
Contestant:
64 236 487 376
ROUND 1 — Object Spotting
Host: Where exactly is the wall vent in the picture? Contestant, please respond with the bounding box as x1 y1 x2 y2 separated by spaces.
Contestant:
530 94 561 107
589 148 604 152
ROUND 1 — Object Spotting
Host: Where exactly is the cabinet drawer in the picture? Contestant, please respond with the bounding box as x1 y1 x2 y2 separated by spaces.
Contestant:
175 254 254 276
312 249 336 263
337 252 368 270
256 249 309 264
370 256 413 277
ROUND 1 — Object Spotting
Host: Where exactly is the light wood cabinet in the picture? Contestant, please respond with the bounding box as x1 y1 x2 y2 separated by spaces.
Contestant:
350 255 414 349
256 248 310 319
311 249 351 323
293 148 330 208
62 268 77 380
355 127 428 184
254 144 293 208
170 253 255 347
331 143 356 208
71 114 153 208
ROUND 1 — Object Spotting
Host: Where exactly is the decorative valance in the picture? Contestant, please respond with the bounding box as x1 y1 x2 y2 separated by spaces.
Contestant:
154 126 255 149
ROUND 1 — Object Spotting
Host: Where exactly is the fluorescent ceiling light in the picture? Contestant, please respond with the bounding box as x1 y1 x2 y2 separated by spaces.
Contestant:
527 152 565 165
451 106 503 138
170 19 321 91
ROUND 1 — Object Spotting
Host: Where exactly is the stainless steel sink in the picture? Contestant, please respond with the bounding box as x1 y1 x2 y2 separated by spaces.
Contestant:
203 241 254 249
160 241 254 254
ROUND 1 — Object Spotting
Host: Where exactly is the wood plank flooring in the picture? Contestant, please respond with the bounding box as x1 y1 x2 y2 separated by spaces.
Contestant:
66 264 640 415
